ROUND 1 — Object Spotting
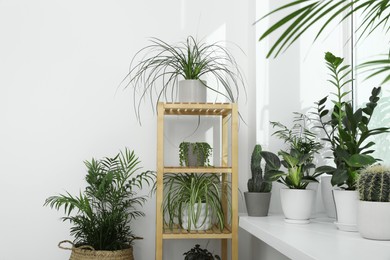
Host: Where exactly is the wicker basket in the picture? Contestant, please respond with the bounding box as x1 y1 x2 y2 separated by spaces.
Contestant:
58 240 134 260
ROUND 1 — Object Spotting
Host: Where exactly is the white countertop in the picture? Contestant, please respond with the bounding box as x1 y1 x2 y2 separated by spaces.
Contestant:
240 215 390 260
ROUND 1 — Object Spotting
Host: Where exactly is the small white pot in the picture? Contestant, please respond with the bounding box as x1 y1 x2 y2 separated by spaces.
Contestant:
358 201 390 240
178 80 207 103
333 190 358 232
320 174 336 218
280 188 316 224
181 203 211 231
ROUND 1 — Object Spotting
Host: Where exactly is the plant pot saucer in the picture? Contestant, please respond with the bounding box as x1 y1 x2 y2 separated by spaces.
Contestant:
284 218 310 224
334 221 357 232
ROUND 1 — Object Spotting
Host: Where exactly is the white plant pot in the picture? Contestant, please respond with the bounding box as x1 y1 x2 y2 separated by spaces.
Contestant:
280 188 316 224
306 182 319 217
178 80 207 103
358 201 390 240
181 203 211 231
333 190 358 232
320 174 336 218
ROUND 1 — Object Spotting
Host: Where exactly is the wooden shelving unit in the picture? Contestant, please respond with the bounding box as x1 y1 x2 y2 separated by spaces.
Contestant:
155 102 238 260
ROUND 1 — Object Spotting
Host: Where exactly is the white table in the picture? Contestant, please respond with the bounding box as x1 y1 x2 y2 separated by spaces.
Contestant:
240 215 390 260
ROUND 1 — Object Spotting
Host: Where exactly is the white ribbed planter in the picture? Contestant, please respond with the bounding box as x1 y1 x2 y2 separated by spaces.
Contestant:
333 190 358 232
358 201 390 240
181 203 212 231
280 189 316 224
320 174 336 218
178 80 207 103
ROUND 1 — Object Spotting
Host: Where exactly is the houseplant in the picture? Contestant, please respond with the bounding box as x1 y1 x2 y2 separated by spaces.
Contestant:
313 52 389 231
163 173 228 231
244 144 280 216
123 36 245 122
179 142 212 167
256 0 390 83
357 164 390 240
183 244 221 260
44 148 155 259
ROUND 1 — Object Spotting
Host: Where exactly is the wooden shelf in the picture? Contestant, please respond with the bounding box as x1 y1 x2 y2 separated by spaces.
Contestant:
162 102 233 116
163 167 232 174
163 224 232 239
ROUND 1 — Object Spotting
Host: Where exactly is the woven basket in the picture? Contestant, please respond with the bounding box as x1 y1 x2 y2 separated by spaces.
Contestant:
58 240 134 260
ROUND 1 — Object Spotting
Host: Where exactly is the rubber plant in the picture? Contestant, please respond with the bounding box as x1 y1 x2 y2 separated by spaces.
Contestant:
44 148 155 251
314 52 390 189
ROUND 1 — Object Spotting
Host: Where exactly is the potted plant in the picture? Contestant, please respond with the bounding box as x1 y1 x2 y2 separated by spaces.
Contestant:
179 142 212 167
183 244 221 260
244 144 280 216
313 52 389 231
357 164 390 240
163 173 228 231
123 36 245 122
44 148 155 259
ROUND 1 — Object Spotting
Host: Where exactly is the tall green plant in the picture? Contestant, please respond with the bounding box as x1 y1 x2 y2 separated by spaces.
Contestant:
314 52 389 189
256 0 390 83
44 148 155 250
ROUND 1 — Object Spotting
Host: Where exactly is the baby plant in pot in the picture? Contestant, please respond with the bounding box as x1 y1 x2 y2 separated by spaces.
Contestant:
44 148 155 259
244 144 280 216
357 164 390 240
123 36 245 123
179 142 212 167
163 173 229 231
183 244 221 260
313 52 389 231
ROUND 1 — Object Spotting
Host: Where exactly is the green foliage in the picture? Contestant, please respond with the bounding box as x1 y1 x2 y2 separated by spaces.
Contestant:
179 142 212 167
314 52 389 190
163 173 229 231
123 36 245 123
183 244 221 260
256 0 390 83
247 144 280 192
44 148 155 250
357 164 390 202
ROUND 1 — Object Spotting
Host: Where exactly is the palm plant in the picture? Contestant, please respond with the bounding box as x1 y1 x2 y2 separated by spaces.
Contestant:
256 0 390 83
163 173 229 231
44 148 155 250
123 36 245 123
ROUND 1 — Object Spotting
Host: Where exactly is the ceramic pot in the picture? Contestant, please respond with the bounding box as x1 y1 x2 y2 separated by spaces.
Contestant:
320 174 336 218
178 80 207 103
244 192 271 217
333 190 358 232
280 188 316 224
181 203 211 231
358 201 390 240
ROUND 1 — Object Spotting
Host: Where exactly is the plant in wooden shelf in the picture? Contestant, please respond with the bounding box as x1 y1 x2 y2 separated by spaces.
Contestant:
163 172 229 231
179 142 212 167
183 244 221 260
123 35 245 123
44 148 155 260
244 144 280 216
357 164 390 240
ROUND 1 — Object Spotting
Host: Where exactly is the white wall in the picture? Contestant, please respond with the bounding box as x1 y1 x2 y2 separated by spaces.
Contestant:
0 0 256 259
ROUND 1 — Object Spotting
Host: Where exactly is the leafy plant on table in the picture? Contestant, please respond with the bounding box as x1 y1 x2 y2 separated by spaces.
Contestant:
314 52 389 190
183 244 221 260
44 148 155 250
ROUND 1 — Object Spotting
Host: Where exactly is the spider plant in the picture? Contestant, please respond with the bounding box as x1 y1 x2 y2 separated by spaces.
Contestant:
256 0 390 83
123 36 245 123
163 173 230 231
44 148 155 250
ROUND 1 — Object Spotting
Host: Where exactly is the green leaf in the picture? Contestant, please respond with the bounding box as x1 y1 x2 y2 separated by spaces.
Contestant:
344 154 376 168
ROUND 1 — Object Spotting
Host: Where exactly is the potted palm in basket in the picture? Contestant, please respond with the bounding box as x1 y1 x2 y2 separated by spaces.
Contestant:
44 148 155 260
123 36 245 123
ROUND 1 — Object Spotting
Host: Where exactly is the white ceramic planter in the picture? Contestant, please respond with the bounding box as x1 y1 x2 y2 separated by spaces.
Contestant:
358 201 390 240
178 80 207 103
333 190 358 232
320 174 336 218
306 182 319 217
181 203 211 231
280 189 316 224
